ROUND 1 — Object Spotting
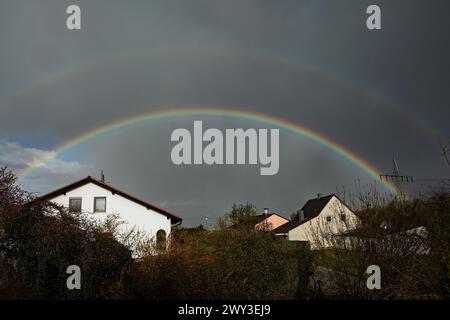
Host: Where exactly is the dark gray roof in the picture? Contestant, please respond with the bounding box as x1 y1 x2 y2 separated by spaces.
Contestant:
272 194 336 234
272 219 301 234
301 194 334 219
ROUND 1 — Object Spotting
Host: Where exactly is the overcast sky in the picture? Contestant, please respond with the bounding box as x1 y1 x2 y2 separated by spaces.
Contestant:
1 1 449 226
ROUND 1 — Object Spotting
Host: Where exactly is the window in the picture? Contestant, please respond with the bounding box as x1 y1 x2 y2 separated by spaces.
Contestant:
340 214 346 222
69 198 82 212
156 229 167 250
94 197 106 212
326 216 332 223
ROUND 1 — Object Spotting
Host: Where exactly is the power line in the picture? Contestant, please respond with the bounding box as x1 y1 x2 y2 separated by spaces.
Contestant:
412 178 450 182
379 157 414 199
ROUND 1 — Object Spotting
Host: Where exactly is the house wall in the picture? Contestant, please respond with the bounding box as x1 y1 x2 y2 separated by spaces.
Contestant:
255 215 289 231
288 196 359 249
50 182 172 240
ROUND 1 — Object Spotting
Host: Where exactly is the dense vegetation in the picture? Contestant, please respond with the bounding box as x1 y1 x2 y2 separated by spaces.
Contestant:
0 167 131 299
0 167 448 299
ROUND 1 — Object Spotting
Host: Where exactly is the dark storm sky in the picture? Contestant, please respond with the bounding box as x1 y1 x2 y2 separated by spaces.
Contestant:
1 0 449 226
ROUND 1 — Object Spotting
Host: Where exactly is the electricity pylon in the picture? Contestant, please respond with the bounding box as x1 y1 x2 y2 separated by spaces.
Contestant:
380 157 414 200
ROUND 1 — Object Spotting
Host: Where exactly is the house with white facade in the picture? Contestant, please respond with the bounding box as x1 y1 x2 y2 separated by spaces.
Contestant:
272 194 359 249
36 176 182 242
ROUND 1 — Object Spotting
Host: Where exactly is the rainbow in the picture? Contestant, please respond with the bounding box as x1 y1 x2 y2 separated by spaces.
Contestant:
17 107 400 195
1 46 442 142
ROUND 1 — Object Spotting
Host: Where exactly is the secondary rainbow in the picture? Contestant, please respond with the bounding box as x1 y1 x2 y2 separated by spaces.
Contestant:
17 107 400 195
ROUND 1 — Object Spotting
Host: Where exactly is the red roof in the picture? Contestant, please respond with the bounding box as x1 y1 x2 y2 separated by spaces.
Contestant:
36 176 182 224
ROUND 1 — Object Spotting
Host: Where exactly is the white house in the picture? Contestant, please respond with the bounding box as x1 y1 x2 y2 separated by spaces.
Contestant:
272 194 359 249
36 176 182 242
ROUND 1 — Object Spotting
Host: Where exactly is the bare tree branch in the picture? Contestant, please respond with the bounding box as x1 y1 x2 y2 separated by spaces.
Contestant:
440 141 450 168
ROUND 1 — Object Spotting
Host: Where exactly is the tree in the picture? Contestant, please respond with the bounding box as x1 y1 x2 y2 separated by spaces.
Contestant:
309 191 450 299
0 166 28 211
217 203 259 230
0 167 132 299
440 141 450 169
123 204 313 300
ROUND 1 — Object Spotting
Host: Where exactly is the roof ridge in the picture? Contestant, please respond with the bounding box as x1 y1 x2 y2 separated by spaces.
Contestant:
35 176 182 223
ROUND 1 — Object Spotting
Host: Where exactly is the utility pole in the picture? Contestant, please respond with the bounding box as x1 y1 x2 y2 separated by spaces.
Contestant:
204 215 209 229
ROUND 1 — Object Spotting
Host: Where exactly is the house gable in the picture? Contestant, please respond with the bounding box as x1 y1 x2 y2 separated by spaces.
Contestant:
36 176 182 224
301 194 333 218
273 195 336 235
283 194 360 247
255 213 289 231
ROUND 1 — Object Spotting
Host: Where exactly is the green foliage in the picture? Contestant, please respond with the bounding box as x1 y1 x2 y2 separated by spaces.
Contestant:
312 193 450 299
124 228 312 299
217 203 259 230
0 203 131 299
0 167 132 299
1 166 449 300
209 228 311 299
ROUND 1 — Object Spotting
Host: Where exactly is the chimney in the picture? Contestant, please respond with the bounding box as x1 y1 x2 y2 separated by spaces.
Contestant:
299 210 305 221
317 193 322 199
263 208 269 215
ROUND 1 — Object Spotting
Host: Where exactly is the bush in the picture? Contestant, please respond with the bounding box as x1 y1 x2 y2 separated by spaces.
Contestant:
0 167 132 299
311 192 450 299
123 228 312 300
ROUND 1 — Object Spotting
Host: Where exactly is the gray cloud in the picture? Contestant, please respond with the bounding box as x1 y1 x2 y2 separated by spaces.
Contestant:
0 140 95 193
